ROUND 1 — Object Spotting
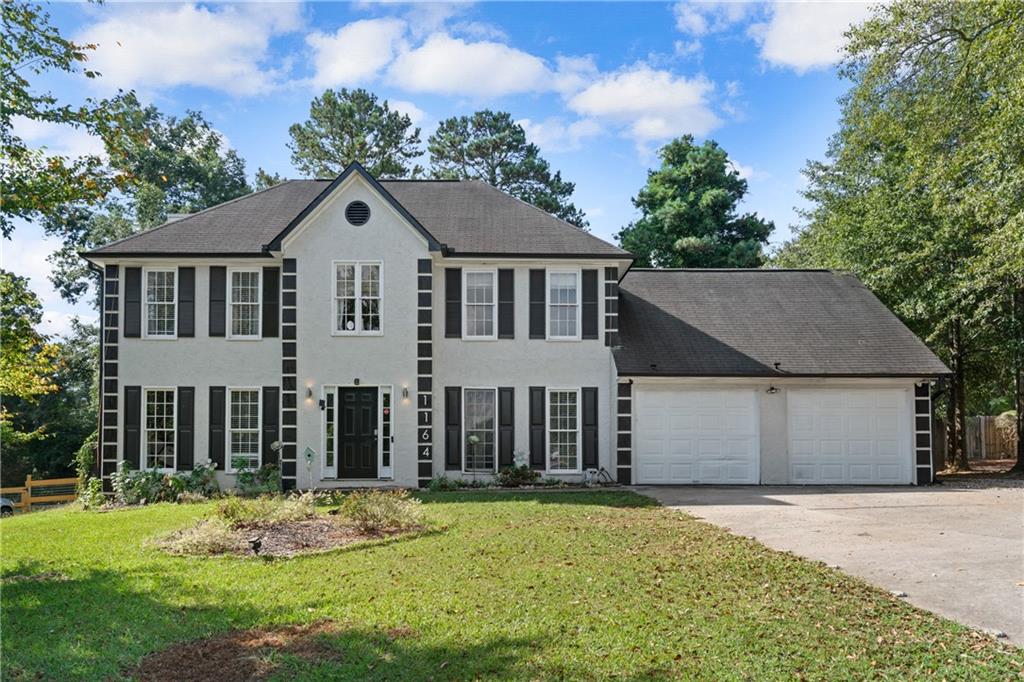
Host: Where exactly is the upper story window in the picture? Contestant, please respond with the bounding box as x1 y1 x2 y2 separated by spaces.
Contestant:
464 270 496 339
144 268 176 338
334 261 382 335
229 269 261 339
228 388 260 472
144 387 175 470
547 270 580 340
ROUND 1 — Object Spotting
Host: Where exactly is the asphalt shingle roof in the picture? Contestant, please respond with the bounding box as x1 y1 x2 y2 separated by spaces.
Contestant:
86 178 628 258
614 269 949 377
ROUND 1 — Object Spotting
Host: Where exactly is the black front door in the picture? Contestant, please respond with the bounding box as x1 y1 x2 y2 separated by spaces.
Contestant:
338 387 378 479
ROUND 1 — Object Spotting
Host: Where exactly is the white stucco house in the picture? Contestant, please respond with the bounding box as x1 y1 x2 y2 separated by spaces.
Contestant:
82 162 948 491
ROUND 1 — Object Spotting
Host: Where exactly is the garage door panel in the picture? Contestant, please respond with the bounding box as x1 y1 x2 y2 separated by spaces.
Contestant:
635 388 759 485
788 389 911 485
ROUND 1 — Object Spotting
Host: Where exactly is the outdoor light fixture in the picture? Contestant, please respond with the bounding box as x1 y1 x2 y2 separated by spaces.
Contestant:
402 386 409 399
766 386 780 394
305 387 313 399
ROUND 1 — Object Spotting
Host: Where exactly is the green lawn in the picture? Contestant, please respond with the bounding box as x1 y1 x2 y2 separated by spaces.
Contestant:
2 491 1020 680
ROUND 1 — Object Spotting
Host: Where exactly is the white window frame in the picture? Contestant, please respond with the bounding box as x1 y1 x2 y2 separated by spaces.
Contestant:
546 387 582 473
462 268 498 340
142 266 177 340
546 268 582 341
462 387 497 474
227 267 261 340
142 387 176 472
331 261 384 336
226 387 261 473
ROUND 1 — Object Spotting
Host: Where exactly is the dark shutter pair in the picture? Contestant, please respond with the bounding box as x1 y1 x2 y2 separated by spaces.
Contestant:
210 266 279 337
445 268 515 339
529 386 599 470
444 387 515 470
209 386 280 470
124 267 196 337
123 386 195 470
527 269 600 340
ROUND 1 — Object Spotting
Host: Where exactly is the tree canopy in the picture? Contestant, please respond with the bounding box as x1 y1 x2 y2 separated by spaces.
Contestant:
288 88 423 179
774 0 1024 467
1 0 136 237
617 136 773 268
428 110 587 228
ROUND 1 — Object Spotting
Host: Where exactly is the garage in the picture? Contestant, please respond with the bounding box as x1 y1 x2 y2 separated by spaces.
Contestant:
634 388 759 484
788 389 912 484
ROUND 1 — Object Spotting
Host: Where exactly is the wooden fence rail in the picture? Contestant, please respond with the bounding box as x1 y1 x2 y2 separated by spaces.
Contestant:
0 475 78 513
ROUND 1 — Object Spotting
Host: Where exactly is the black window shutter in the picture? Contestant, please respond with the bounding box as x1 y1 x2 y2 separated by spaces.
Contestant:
262 267 280 338
498 387 515 467
262 386 280 466
582 387 598 469
177 387 195 470
209 266 226 337
124 385 142 468
582 269 598 340
177 267 195 337
445 386 461 470
445 268 462 338
498 269 515 339
529 269 545 339
124 267 142 338
209 386 226 468
529 386 545 469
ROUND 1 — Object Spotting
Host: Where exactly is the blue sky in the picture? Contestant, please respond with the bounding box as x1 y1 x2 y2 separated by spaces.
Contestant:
7 1 874 336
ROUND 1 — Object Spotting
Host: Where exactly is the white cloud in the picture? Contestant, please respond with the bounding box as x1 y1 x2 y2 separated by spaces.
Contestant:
518 117 602 153
390 99 427 127
674 40 703 58
750 1 874 73
730 160 769 182
77 3 302 96
307 18 407 89
387 33 565 97
11 116 106 159
567 64 720 144
672 1 754 54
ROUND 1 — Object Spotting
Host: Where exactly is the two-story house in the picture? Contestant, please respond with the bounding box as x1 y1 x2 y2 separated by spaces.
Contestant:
83 162 948 492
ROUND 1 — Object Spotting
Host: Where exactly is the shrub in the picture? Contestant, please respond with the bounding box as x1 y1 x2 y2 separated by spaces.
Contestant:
180 461 219 497
156 519 243 556
77 477 106 510
427 475 465 492
110 460 221 506
74 431 98 487
175 491 209 504
495 465 541 488
337 489 423 533
235 462 281 496
214 492 317 529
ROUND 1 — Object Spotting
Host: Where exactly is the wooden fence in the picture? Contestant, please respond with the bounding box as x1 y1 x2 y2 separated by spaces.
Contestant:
966 416 1017 460
0 476 78 513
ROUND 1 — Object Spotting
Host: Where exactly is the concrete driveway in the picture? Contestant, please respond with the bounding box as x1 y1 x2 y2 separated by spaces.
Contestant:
636 485 1024 645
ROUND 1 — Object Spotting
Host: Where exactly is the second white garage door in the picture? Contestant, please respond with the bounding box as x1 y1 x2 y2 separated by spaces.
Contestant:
788 389 911 484
634 388 759 484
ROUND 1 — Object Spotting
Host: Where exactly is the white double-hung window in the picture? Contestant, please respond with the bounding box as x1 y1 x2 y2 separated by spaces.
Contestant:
464 388 496 472
548 388 580 472
334 262 382 334
464 270 496 339
144 268 176 338
228 388 260 471
144 388 176 470
229 269 261 338
547 270 580 340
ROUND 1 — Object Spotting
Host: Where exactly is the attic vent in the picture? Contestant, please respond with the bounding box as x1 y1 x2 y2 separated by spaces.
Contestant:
345 201 370 226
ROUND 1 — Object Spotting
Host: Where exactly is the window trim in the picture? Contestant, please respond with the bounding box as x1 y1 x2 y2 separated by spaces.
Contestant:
331 260 384 336
545 268 582 341
227 267 262 341
142 386 177 472
462 268 498 341
225 386 261 473
462 386 497 474
141 266 178 340
546 387 582 473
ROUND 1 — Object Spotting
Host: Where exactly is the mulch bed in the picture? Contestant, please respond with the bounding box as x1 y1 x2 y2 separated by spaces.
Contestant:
237 518 414 558
128 620 371 682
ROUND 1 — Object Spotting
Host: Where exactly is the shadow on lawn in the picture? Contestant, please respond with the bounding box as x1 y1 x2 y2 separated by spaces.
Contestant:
416 489 659 508
1 563 273 680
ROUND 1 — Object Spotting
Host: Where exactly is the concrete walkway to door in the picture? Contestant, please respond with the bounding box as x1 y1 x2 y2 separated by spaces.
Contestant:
636 484 1024 645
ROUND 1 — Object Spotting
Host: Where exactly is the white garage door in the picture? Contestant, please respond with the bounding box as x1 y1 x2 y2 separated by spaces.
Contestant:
635 388 759 484
788 389 911 484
